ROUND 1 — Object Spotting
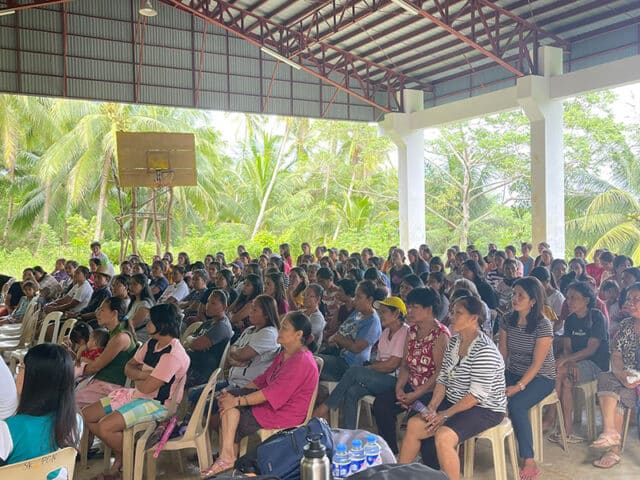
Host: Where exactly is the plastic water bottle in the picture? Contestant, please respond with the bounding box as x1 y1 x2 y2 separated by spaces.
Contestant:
349 439 365 474
332 443 351 480
364 434 382 468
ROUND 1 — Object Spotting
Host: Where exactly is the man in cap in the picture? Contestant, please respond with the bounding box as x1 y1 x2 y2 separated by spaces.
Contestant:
76 265 112 326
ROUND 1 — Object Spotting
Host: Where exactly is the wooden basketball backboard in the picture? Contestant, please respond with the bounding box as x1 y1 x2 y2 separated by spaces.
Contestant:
116 132 197 187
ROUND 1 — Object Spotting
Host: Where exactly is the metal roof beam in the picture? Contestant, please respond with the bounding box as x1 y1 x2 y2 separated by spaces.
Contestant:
282 0 336 28
366 0 569 75
160 0 433 114
0 0 76 12
325 0 468 57
326 0 567 79
393 0 636 80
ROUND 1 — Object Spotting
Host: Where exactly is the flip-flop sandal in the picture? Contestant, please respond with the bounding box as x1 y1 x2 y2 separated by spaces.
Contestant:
593 450 621 469
519 468 541 480
200 458 234 479
590 434 621 449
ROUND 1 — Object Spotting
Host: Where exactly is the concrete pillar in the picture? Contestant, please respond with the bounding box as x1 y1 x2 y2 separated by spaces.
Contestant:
379 90 426 252
517 46 565 258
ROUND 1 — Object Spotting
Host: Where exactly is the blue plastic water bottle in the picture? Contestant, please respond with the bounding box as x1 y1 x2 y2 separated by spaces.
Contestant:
349 439 365 474
364 434 382 468
332 443 351 480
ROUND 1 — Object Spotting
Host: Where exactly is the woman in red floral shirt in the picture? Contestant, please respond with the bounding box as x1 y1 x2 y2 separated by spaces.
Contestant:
372 287 450 453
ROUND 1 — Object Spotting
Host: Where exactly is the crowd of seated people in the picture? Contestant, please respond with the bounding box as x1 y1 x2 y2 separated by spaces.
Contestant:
2 239 640 479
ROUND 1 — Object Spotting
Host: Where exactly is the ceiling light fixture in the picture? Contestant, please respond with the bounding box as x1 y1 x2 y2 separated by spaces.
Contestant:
389 0 419 15
0 9 16 16
260 47 302 70
139 0 158 17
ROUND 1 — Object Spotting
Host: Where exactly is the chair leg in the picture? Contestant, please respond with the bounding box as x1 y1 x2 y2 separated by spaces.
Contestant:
490 438 507 480
196 435 212 472
238 436 249 456
621 407 631 453
507 432 520 480
146 450 157 480
555 401 568 452
529 407 542 463
79 426 89 468
355 400 362 429
103 446 112 473
585 393 597 441
364 403 373 427
463 439 475 478
122 429 135 480
329 409 339 429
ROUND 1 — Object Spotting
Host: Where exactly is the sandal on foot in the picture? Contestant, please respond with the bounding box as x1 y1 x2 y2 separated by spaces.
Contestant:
593 450 621 469
591 433 621 449
519 468 541 480
200 458 234 479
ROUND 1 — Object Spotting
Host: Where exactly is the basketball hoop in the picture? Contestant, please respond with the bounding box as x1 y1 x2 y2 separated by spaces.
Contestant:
153 169 175 188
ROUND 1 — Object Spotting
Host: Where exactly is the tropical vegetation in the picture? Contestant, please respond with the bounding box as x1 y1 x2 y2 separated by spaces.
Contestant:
0 87 638 277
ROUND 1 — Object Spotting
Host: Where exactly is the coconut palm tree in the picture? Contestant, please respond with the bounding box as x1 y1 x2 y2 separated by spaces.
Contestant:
567 151 640 263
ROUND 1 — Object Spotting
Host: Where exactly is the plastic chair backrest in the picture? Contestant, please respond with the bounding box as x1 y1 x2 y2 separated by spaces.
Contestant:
166 372 187 415
184 367 221 440
0 446 77 479
219 340 231 371
180 321 202 345
306 356 324 421
57 318 77 344
36 311 63 345
16 299 40 346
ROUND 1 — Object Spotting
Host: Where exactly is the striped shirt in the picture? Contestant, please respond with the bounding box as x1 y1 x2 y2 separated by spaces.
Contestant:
437 333 507 413
500 317 556 380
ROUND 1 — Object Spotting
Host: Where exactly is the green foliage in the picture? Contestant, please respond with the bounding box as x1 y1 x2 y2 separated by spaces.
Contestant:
0 87 639 276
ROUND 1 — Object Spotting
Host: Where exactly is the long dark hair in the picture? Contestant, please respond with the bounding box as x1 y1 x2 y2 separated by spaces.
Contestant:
234 273 263 309
508 277 545 333
128 274 154 313
568 258 588 281
19 344 78 449
462 259 485 285
252 294 280 330
427 271 446 295
290 267 309 297
265 271 287 308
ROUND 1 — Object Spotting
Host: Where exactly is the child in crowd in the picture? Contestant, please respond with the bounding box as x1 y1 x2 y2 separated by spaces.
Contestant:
0 280 37 325
76 328 109 363
601 280 621 340
69 324 108 379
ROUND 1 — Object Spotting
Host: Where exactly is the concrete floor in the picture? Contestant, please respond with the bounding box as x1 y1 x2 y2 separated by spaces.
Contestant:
76 417 640 480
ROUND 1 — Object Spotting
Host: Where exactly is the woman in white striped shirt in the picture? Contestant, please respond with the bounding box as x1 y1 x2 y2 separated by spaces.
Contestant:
399 296 506 480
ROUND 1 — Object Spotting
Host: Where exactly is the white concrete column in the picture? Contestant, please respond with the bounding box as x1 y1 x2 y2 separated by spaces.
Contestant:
517 46 565 258
379 90 425 252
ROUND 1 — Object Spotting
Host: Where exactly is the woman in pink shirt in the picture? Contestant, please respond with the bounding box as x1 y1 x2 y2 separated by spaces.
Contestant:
81 303 190 479
201 311 320 477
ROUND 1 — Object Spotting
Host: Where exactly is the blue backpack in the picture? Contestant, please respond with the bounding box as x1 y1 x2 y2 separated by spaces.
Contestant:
236 417 334 480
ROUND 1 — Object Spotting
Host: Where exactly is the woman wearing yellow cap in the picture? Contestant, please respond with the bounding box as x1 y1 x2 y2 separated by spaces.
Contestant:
313 296 409 429
373 287 451 454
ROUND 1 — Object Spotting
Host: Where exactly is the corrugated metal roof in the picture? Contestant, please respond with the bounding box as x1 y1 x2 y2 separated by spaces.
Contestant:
0 0 638 121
